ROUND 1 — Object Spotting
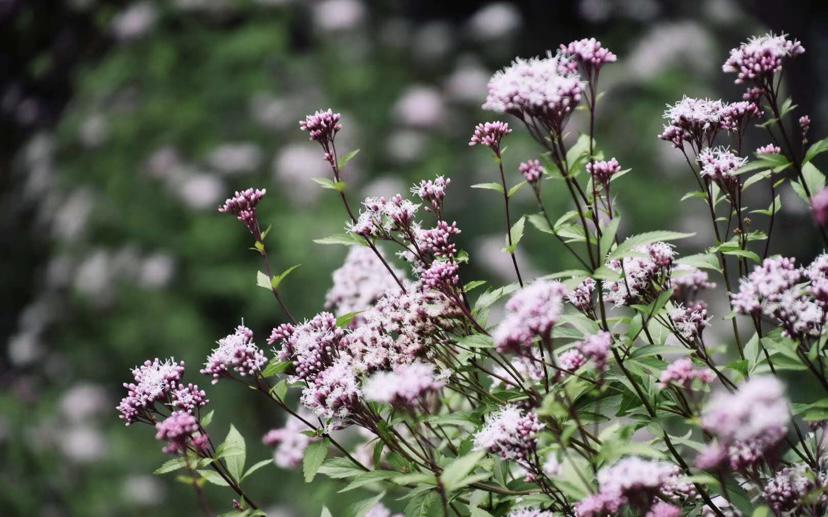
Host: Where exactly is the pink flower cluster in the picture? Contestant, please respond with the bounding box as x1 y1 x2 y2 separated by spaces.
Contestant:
671 265 715 301
202 324 267 384
722 33 805 84
559 38 617 77
720 100 762 132
263 413 316 469
813 188 828 227
118 358 183 424
756 143 782 155
363 362 444 408
731 256 827 340
659 97 725 148
670 302 710 341
605 242 675 306
270 312 344 381
659 358 715 389
299 108 342 144
474 406 543 463
324 247 406 317
507 509 554 517
218 188 266 237
567 277 595 314
155 411 207 455
576 332 612 371
698 146 746 189
519 159 544 184
468 121 511 150
420 261 460 291
493 280 568 353
300 357 361 420
576 457 694 516
699 376 790 471
762 465 820 514
586 158 621 185
411 175 450 213
483 53 583 133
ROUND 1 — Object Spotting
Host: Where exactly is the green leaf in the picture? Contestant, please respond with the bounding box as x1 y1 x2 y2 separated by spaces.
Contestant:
242 459 273 481
607 231 695 261
336 311 361 327
456 334 494 349
804 137 828 164
440 451 485 493
314 233 366 246
471 182 504 193
676 253 720 272
599 217 620 260
504 216 525 253
751 507 771 517
527 213 554 235
337 148 360 170
566 134 592 171
317 457 365 479
321 507 333 517
270 379 288 400
261 358 291 378
311 177 347 192
154 457 188 475
721 248 760 263
349 492 386 517
197 469 230 486
200 410 215 427
463 280 487 293
256 270 271 290
803 162 826 197
404 492 439 517
469 507 494 517
507 180 527 198
303 440 328 483
271 264 302 290
221 425 246 482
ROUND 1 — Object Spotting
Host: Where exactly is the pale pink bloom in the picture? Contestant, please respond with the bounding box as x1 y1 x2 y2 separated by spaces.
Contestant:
474 406 543 462
469 121 511 150
493 280 568 353
755 143 781 155
723 33 805 84
659 358 715 389
202 324 267 384
363 362 444 408
118 358 185 424
518 159 544 184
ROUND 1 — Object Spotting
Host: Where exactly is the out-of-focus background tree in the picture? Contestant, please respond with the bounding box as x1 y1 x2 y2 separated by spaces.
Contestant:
2 0 827 515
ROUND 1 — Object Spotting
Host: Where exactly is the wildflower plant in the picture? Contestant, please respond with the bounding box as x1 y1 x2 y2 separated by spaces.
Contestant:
119 33 828 517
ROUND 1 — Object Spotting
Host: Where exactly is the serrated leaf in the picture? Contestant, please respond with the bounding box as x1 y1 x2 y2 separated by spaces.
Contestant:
197 469 230 486
337 148 360 170
221 425 246 482
271 264 301 290
261 359 291 378
303 440 328 483
607 231 694 261
350 492 385 517
404 491 439 517
256 270 271 289
242 458 273 481
504 216 525 253
507 180 527 198
804 137 828 164
155 457 188 475
440 451 485 493
470 182 504 193
527 213 555 235
314 234 366 246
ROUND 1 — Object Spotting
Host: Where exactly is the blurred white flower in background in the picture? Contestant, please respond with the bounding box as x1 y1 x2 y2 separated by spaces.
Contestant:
393 86 446 129
313 0 365 32
174 172 225 210
61 426 108 464
111 2 158 41
466 2 521 41
444 58 490 104
139 253 176 289
60 384 109 423
386 130 427 164
52 189 95 242
625 22 714 80
122 475 166 507
411 22 453 63
273 143 328 203
79 113 110 148
207 142 263 175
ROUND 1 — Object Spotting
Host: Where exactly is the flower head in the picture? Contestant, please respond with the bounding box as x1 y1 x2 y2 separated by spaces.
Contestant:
670 302 710 341
324 247 405 317
117 358 185 424
483 53 583 132
659 358 715 389
299 109 342 143
363 362 444 408
518 159 544 184
763 465 816 514
586 158 621 185
605 242 675 306
469 121 511 150
576 332 612 371
420 261 460 291
671 265 715 300
812 188 828 227
568 277 595 313
411 176 450 213
723 33 804 84
493 280 568 353
756 143 782 155
202 324 267 384
171 383 209 413
700 376 790 470
155 411 206 455
263 413 317 469
300 357 362 421
272 312 344 382
720 101 762 132
474 406 543 462
559 38 617 77
659 97 725 148
698 146 746 187
218 188 266 236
